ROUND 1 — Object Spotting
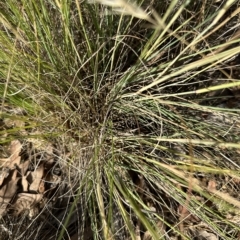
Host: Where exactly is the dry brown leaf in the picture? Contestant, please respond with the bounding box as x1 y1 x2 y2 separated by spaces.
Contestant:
0 170 19 216
0 158 9 167
0 168 10 186
5 180 19 200
0 140 22 171
143 230 152 240
232 177 240 184
0 199 8 216
135 223 141 240
19 160 30 176
178 205 200 223
22 174 29 192
12 193 42 216
156 221 166 238
70 224 93 240
0 170 19 198
143 220 166 240
45 173 60 190
207 180 217 191
3 118 25 128
38 180 45 193
28 164 44 193
8 140 22 167
178 205 189 219
44 158 55 170
199 230 217 240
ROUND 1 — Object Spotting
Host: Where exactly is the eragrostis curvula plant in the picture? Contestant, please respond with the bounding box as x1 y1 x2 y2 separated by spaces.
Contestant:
0 0 240 239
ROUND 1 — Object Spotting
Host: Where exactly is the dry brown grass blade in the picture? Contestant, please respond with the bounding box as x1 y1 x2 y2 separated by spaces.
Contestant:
207 188 240 209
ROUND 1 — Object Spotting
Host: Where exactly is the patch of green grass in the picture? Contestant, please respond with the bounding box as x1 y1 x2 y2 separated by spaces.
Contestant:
0 0 240 239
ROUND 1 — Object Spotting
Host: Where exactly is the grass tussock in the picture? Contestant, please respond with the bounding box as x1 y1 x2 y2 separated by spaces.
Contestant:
0 0 240 239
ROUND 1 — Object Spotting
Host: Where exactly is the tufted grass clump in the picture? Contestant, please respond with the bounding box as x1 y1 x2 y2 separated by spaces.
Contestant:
0 0 240 239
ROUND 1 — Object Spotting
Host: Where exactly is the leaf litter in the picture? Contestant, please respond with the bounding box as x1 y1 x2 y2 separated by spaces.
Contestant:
0 128 93 240
0 140 61 219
